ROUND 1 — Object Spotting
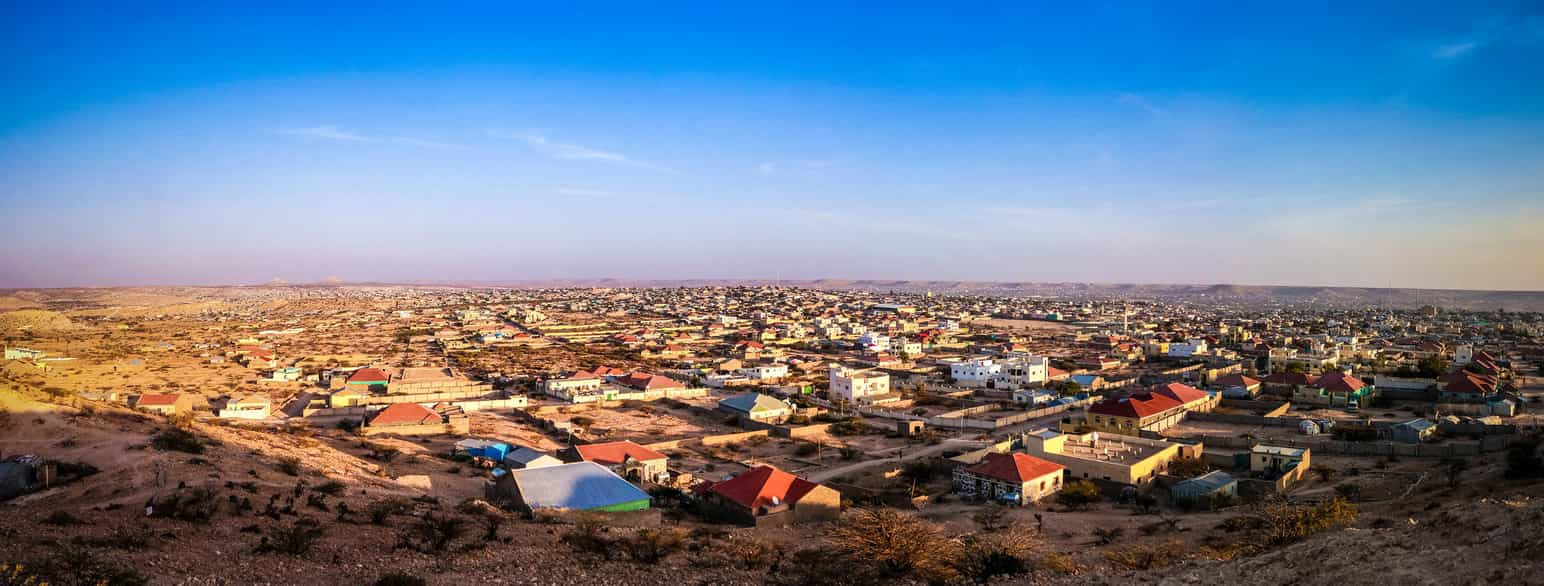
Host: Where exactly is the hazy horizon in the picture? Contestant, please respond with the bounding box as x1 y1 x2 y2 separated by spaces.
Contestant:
4 3 1543 290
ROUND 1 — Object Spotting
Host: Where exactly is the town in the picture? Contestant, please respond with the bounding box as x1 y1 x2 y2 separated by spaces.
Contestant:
2 283 1542 584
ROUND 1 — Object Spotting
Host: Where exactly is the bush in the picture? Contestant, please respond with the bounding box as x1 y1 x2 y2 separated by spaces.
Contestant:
1506 436 1544 479
1056 481 1101 510
276 457 303 476
621 528 687 563
398 513 467 552
1218 497 1358 555
373 573 427 586
954 530 1041 583
151 427 204 454
826 508 961 583
313 480 346 495
152 486 222 521
367 497 413 525
1104 540 1188 570
794 443 819 457
255 518 325 555
44 510 82 526
1167 457 1211 479
17 551 148 586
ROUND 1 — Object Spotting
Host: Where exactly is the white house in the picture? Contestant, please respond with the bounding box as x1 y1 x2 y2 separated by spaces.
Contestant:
737 364 789 381
951 358 1001 387
995 355 1050 389
830 365 890 403
1168 339 1209 358
858 332 891 352
894 338 924 357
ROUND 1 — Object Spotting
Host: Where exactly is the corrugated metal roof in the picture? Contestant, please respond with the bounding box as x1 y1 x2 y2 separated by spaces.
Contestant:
511 462 650 511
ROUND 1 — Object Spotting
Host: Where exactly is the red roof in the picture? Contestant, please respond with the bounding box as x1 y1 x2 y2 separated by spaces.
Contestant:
705 465 822 510
1087 392 1183 419
137 393 180 406
368 403 441 426
1215 374 1260 388
1152 383 1210 404
963 453 1064 484
575 441 667 465
618 372 683 391
1439 372 1497 395
347 368 391 384
1316 371 1368 393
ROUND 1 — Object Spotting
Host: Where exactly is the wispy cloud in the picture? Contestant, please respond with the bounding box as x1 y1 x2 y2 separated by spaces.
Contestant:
273 126 460 149
492 130 674 172
1432 40 1481 60
757 162 777 175
276 125 367 142
1116 92 1166 117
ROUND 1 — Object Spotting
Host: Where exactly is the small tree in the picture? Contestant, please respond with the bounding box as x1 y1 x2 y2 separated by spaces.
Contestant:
1056 481 1101 510
827 508 962 583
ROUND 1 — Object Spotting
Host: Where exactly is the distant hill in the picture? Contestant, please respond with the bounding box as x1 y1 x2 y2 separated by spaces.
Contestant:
387 279 1544 311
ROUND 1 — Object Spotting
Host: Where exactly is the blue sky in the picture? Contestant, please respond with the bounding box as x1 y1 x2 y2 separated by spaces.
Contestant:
2 2 1542 290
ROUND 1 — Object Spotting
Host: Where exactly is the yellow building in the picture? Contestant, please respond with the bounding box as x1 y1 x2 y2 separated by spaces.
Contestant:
1021 429 1186 485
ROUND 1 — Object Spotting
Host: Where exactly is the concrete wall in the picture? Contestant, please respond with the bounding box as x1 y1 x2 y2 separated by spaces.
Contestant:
1193 433 1496 457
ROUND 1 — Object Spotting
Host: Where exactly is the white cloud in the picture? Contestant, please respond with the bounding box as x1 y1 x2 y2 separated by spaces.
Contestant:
1433 40 1481 59
757 162 777 175
276 125 368 142
1116 92 1166 117
492 130 673 172
273 126 460 149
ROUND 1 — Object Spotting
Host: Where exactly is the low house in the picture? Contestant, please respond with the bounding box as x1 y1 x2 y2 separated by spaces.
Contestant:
455 439 512 463
328 387 370 408
718 392 793 423
134 393 192 416
952 452 1065 506
567 441 670 484
503 446 563 470
1390 419 1438 444
345 367 391 392
1215 374 1262 399
1021 429 1185 485
1250 445 1310 480
1169 470 1237 506
488 461 651 514
218 395 272 420
1294 371 1373 409
362 402 468 436
698 465 840 526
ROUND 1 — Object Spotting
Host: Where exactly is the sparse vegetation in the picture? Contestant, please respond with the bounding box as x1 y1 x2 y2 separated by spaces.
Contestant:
151 427 204 454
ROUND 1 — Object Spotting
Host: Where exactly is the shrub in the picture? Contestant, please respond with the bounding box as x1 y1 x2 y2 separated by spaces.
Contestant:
152 486 222 521
44 510 82 526
826 508 961 583
276 457 303 476
1167 457 1211 478
313 480 346 495
621 528 687 563
18 551 148 586
1104 541 1188 570
367 497 413 525
1091 527 1124 546
1218 497 1358 555
255 518 325 555
373 573 427 586
398 513 467 552
1056 481 1101 510
794 442 819 456
151 427 204 454
954 530 1040 583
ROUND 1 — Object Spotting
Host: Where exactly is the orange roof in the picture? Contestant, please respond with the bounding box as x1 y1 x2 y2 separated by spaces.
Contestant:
137 393 180 406
347 368 391 384
369 403 441 426
575 440 667 465
1152 383 1210 404
963 453 1064 484
705 465 822 510
1088 392 1183 419
619 372 683 391
1316 371 1368 393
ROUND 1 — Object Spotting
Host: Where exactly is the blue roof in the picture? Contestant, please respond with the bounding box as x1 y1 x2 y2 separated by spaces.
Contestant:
510 462 651 511
1174 470 1235 492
